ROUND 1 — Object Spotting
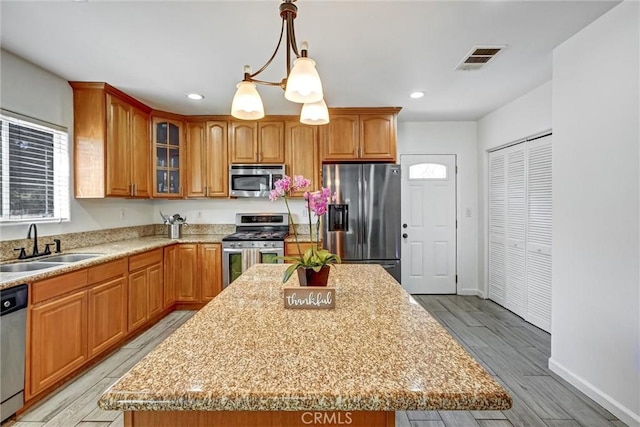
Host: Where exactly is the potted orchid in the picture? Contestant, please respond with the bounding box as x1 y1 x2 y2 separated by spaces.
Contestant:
269 175 341 285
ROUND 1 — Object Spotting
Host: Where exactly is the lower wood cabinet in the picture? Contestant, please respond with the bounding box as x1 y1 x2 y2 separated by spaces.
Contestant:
167 243 222 304
87 274 127 358
29 259 128 398
29 290 88 397
26 243 222 403
127 249 164 332
200 244 222 302
163 245 177 308
284 242 317 262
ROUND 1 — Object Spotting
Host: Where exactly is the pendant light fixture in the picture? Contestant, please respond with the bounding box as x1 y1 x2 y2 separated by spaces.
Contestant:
230 0 329 125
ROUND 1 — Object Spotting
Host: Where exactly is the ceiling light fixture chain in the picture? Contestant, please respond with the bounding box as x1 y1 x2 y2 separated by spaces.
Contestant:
230 0 329 125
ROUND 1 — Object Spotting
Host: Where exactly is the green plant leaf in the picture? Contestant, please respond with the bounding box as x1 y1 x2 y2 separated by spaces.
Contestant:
282 263 300 283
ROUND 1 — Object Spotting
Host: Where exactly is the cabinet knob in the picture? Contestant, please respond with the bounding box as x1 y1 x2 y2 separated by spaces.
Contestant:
402 233 408 238
402 224 408 228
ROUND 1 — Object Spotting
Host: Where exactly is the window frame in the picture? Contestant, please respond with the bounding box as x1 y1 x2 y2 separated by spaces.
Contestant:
408 162 449 181
0 109 70 225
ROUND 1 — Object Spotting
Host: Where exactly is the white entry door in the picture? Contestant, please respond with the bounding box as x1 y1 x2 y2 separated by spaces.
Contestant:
401 155 457 294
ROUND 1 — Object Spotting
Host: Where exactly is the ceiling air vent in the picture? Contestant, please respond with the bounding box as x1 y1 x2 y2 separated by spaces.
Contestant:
455 45 506 71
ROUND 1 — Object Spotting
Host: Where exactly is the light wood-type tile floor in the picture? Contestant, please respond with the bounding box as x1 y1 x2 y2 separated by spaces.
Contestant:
2 296 626 427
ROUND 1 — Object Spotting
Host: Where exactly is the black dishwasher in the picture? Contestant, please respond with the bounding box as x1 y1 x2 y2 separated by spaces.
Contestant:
1 284 28 422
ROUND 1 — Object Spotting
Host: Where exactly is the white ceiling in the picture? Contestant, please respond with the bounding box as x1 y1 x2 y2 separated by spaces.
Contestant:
1 1 619 122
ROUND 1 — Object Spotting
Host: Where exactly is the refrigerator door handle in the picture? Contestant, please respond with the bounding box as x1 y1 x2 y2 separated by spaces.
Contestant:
358 169 363 246
362 176 367 245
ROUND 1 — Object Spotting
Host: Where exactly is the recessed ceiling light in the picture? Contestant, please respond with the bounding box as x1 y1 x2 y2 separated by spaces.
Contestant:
410 91 425 99
186 93 204 100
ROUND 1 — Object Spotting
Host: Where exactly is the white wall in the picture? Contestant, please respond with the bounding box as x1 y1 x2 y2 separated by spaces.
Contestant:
0 49 155 240
154 198 309 226
476 81 552 296
550 2 640 426
397 121 479 295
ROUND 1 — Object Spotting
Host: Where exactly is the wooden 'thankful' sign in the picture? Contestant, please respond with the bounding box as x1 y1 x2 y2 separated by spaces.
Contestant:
283 287 336 309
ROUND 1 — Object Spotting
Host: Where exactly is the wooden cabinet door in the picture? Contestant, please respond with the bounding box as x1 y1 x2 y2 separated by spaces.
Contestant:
128 269 148 331
147 262 164 318
87 276 126 358
186 121 206 197
284 242 316 262
30 291 87 396
163 245 177 308
229 122 258 163
130 107 151 197
106 94 132 196
359 114 396 161
320 114 359 161
199 244 222 302
285 121 319 197
175 244 199 302
258 121 285 163
153 117 184 198
205 121 228 197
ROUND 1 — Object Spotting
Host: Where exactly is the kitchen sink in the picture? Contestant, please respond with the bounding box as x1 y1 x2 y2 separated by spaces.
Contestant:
0 262 66 273
42 253 102 263
0 254 104 274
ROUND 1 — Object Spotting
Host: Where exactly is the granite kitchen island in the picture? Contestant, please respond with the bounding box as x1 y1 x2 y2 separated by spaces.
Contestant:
99 264 511 427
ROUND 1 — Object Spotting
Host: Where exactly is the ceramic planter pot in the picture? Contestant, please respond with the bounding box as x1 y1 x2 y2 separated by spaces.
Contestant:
297 265 330 287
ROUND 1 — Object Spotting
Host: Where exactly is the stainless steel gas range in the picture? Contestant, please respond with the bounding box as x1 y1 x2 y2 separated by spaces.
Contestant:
221 213 289 288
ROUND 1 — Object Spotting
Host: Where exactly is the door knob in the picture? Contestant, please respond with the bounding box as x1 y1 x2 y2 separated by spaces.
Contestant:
402 224 408 228
402 233 408 238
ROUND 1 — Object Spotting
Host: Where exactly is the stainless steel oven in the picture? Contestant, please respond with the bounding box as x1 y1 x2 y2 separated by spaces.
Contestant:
229 164 286 198
222 242 284 288
222 213 289 288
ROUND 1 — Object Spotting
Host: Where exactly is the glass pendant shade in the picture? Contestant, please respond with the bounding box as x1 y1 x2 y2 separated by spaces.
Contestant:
300 99 329 125
231 81 265 120
284 57 323 103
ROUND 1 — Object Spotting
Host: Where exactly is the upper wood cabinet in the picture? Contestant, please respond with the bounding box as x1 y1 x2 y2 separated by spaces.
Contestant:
319 107 401 163
186 120 228 198
285 120 319 197
152 115 184 198
229 120 285 164
70 82 152 198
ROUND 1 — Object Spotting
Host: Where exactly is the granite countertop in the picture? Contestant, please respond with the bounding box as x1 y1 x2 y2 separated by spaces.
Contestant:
99 264 512 412
0 234 227 290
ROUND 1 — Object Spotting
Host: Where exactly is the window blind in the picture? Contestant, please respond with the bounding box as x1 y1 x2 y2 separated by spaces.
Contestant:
0 110 70 223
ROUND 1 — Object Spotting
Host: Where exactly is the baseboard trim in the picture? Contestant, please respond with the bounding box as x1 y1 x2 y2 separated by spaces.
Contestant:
457 289 484 297
548 358 640 427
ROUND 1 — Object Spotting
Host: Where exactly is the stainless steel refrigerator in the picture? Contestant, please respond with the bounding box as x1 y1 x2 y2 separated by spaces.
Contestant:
322 164 401 282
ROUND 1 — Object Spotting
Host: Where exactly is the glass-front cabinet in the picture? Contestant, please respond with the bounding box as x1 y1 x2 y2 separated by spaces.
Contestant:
153 116 183 197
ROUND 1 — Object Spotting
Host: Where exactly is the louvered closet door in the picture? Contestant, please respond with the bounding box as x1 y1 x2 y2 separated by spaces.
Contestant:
488 151 506 306
505 145 527 318
526 136 552 332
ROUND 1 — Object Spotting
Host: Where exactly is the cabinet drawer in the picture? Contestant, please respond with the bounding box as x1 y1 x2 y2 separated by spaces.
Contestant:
129 249 163 271
285 242 317 256
88 258 127 284
32 269 89 305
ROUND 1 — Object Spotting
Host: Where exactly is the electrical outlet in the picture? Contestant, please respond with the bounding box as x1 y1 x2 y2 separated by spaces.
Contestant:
465 208 472 218
120 209 126 220
197 211 202 219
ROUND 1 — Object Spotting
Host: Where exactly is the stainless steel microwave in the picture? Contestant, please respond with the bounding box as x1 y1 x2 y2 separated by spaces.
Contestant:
229 164 286 197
